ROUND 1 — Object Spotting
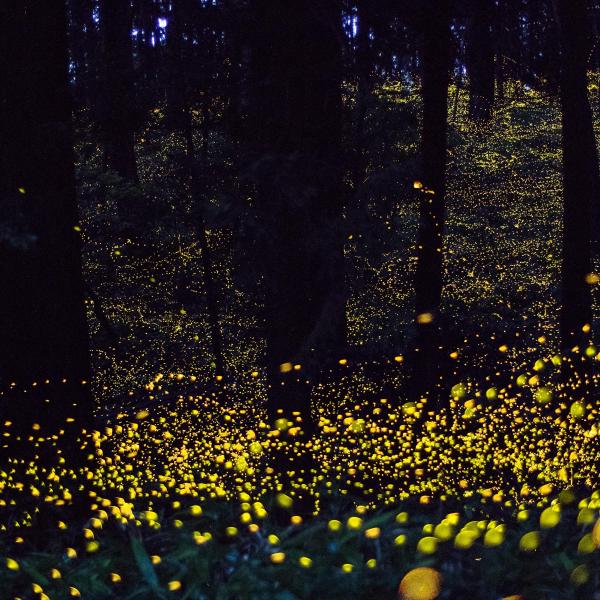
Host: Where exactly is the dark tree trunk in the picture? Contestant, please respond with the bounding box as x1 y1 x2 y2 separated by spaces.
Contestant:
495 0 507 101
100 0 138 180
138 1 160 104
467 0 495 120
68 0 90 108
0 0 92 432
250 1 346 430
166 0 188 130
412 0 451 401
553 0 600 349
353 0 373 189
167 0 225 375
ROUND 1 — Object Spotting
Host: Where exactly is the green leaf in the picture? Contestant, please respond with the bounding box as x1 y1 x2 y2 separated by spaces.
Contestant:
129 533 164 597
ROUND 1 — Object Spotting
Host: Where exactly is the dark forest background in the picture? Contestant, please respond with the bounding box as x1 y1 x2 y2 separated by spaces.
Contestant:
1 0 600 430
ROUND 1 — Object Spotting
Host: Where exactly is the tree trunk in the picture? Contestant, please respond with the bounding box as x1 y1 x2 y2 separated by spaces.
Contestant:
412 0 451 402
67 0 90 109
100 0 138 180
166 0 187 130
167 0 225 375
0 0 92 433
467 0 495 121
250 0 346 430
553 0 600 349
353 0 373 190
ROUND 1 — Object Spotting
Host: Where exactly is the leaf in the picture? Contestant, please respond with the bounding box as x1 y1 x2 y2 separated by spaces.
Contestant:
129 533 164 597
20 560 50 587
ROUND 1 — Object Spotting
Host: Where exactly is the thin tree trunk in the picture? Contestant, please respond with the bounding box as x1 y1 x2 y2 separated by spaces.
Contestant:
167 0 225 375
467 0 495 121
68 0 89 108
100 0 138 181
353 0 373 190
553 0 600 349
412 0 451 402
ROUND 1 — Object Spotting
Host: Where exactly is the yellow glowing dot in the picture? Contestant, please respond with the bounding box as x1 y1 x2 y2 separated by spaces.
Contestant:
398 567 442 600
483 527 505 547
6 557 19 570
364 527 381 539
535 388 552 405
417 536 438 554
592 518 600 547
279 362 293 373
570 401 585 418
341 563 353 573
299 556 313 568
168 580 182 591
585 273 600 284
433 522 454 541
396 511 409 523
571 565 589 586
328 519 342 532
347 516 363 530
110 573 121 583
454 530 477 549
519 531 540 552
416 312 434 324
69 587 81 597
270 552 285 564
577 533 595 554
413 180 423 190
276 493 293 510
86 541 100 553
540 506 561 529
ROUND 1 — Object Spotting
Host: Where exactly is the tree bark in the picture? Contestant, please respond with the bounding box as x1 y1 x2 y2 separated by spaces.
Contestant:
412 0 451 401
553 0 600 349
353 0 373 190
0 0 92 432
467 0 495 121
167 0 225 376
250 0 346 430
166 0 187 130
100 0 138 180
